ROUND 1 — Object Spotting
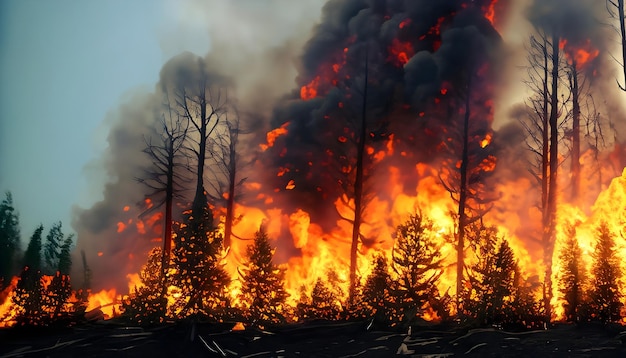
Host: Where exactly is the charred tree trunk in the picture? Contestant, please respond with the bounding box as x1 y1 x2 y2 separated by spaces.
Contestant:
223 131 237 249
193 87 209 221
456 76 472 311
541 35 550 231
617 0 626 91
349 53 369 305
161 137 174 296
544 28 561 322
570 61 581 202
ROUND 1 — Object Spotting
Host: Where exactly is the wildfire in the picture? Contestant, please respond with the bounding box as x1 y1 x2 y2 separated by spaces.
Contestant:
560 39 600 67
260 122 289 151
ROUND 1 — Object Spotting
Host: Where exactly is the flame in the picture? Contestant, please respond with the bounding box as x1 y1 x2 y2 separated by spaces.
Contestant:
260 122 289 151
483 0 499 25
87 288 120 319
560 39 600 67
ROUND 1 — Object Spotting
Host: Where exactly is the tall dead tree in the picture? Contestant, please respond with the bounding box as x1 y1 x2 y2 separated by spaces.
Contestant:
544 25 561 322
175 77 226 222
348 48 370 305
569 60 581 201
519 28 564 321
137 99 189 284
206 108 247 249
607 0 626 91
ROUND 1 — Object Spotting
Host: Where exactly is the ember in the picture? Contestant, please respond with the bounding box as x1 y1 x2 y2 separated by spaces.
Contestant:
3 0 626 339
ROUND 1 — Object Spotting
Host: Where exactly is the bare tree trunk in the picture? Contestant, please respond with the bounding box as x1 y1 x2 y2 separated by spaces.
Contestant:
193 87 209 220
162 142 174 297
617 0 626 91
223 138 237 248
349 52 369 305
570 61 581 201
456 75 471 311
544 27 560 322
541 35 550 228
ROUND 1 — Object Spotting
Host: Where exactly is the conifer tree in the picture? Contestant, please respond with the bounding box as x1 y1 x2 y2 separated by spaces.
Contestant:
123 247 167 324
464 226 518 325
558 225 586 322
362 254 397 325
590 223 622 322
43 222 64 275
239 227 288 326
44 234 75 320
13 225 44 325
310 277 341 320
171 203 230 318
391 213 443 321
0 192 20 288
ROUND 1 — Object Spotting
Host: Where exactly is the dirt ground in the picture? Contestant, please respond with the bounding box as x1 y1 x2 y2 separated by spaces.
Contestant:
1 319 626 357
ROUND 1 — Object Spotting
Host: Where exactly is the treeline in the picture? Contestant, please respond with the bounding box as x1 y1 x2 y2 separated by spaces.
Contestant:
2 188 623 329
122 208 624 330
0 191 87 327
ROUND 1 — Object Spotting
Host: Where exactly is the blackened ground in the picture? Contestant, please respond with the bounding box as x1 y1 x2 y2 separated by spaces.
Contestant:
1 319 626 357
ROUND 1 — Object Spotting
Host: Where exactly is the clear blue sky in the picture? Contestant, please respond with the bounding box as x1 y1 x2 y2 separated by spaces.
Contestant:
0 0 210 243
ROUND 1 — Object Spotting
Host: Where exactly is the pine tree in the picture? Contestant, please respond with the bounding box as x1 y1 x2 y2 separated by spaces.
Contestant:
310 277 341 320
558 225 586 322
239 227 288 326
123 247 167 324
0 191 20 288
391 213 443 322
464 226 518 325
590 223 622 322
13 225 44 325
43 222 63 275
171 203 230 318
362 254 397 325
44 234 74 320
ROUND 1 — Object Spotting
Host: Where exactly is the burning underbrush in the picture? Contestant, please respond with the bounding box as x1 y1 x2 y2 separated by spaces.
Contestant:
3 0 626 335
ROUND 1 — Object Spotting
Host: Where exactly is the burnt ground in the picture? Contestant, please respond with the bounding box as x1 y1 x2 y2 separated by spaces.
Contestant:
1 319 626 358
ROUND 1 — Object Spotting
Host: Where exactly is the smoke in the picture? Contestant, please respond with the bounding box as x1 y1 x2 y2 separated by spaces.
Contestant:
71 0 326 291
72 0 626 292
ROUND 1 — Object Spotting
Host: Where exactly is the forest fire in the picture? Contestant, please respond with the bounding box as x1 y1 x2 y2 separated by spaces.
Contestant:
3 0 626 336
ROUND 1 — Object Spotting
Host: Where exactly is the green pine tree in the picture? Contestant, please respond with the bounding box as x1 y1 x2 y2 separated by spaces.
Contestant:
590 223 622 323
0 191 20 288
239 227 288 326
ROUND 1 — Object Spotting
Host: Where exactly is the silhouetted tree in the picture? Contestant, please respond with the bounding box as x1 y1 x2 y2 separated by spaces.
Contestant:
0 191 20 288
13 225 44 325
138 99 189 286
43 222 64 275
123 247 167 324
207 108 247 249
463 226 518 325
297 272 344 321
170 206 230 318
607 0 626 91
558 225 586 322
590 223 622 322
43 233 75 320
362 254 396 325
239 227 288 326
391 213 444 323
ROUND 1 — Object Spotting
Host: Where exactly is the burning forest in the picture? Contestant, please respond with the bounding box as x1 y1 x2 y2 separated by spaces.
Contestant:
3 0 626 345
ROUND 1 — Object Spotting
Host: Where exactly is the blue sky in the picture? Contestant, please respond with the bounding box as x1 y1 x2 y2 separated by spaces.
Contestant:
0 0 326 248
0 0 210 242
